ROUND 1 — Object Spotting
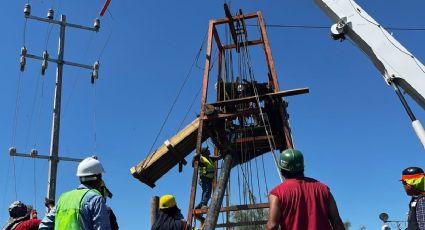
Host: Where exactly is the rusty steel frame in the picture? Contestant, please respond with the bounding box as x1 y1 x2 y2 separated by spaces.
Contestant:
187 9 296 228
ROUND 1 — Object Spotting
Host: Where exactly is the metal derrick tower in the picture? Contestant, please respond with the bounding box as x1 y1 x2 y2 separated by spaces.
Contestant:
131 5 309 229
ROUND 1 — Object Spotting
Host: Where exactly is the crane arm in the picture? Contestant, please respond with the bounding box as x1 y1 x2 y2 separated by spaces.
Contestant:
314 0 425 110
315 0 425 149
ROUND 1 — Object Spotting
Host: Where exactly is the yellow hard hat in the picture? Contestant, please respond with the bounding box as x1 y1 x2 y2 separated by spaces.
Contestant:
159 195 177 209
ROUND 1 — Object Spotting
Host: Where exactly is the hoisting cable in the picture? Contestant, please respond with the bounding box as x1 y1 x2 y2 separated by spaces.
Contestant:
239 15 283 182
143 30 208 167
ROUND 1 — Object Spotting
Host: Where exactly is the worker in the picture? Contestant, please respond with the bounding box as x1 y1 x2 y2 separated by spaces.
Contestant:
193 146 221 210
266 149 345 230
2 201 41 230
401 166 425 229
39 156 111 230
151 195 191 230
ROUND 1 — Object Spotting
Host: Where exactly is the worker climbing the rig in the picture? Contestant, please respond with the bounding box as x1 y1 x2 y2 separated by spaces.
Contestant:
39 156 111 230
192 146 222 210
400 166 425 229
266 149 345 230
151 195 191 230
1 201 41 230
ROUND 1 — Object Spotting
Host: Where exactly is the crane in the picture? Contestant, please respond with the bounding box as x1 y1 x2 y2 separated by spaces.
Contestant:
314 0 425 149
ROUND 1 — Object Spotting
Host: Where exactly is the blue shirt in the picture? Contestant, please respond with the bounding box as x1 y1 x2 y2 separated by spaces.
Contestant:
39 184 111 230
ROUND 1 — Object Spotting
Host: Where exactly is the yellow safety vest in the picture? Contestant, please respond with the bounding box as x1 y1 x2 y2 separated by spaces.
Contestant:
200 156 215 179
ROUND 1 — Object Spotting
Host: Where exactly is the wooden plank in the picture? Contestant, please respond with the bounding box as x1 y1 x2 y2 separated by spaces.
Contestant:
208 87 309 107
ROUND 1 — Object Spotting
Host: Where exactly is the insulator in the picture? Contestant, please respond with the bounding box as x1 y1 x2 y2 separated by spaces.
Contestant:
94 18 100 31
91 61 100 84
43 50 49 59
41 61 47 75
92 70 98 81
20 46 27 56
47 8 54 20
41 50 49 75
9 147 17 156
24 4 31 16
20 56 26 72
30 149 38 157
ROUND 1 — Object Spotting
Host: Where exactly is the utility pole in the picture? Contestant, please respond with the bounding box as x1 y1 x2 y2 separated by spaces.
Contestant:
10 4 101 202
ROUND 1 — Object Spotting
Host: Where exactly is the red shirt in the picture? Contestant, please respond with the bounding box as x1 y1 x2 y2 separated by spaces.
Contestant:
14 219 41 230
270 177 332 230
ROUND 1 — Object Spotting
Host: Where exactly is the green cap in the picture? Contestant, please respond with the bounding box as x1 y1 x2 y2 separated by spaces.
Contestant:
278 149 304 172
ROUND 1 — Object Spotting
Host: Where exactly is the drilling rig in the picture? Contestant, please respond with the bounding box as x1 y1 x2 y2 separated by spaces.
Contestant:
131 5 309 229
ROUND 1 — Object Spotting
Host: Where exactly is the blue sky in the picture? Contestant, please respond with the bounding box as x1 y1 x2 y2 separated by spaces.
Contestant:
1 1 425 229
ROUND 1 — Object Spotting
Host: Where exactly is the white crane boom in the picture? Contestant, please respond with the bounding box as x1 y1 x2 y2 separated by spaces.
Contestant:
314 0 425 149
315 0 425 109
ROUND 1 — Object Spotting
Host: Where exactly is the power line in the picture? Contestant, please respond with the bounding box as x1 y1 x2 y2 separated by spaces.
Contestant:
247 24 425 31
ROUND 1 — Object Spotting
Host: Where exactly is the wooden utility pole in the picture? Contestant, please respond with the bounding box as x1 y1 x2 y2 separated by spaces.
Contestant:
151 196 159 227
10 4 101 201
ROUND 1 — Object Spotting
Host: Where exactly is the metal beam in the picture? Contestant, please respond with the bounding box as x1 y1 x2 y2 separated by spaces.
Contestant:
9 148 83 162
26 53 94 70
223 3 239 52
25 14 98 32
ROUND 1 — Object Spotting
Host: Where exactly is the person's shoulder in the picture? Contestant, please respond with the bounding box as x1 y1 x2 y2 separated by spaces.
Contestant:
302 177 330 189
82 189 104 206
15 219 42 230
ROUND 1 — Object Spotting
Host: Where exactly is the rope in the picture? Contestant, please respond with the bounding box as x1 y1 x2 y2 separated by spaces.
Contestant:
177 86 202 132
143 30 208 168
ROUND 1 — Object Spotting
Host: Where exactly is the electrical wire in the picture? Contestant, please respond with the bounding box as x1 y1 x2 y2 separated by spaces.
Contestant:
97 18 113 60
92 83 98 154
33 158 37 208
246 23 425 31
0 158 12 221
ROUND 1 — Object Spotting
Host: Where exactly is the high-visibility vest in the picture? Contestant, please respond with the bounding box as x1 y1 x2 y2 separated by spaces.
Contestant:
55 188 101 230
199 156 215 179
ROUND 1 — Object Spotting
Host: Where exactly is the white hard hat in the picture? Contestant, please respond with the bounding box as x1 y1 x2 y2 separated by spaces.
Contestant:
76 156 105 177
